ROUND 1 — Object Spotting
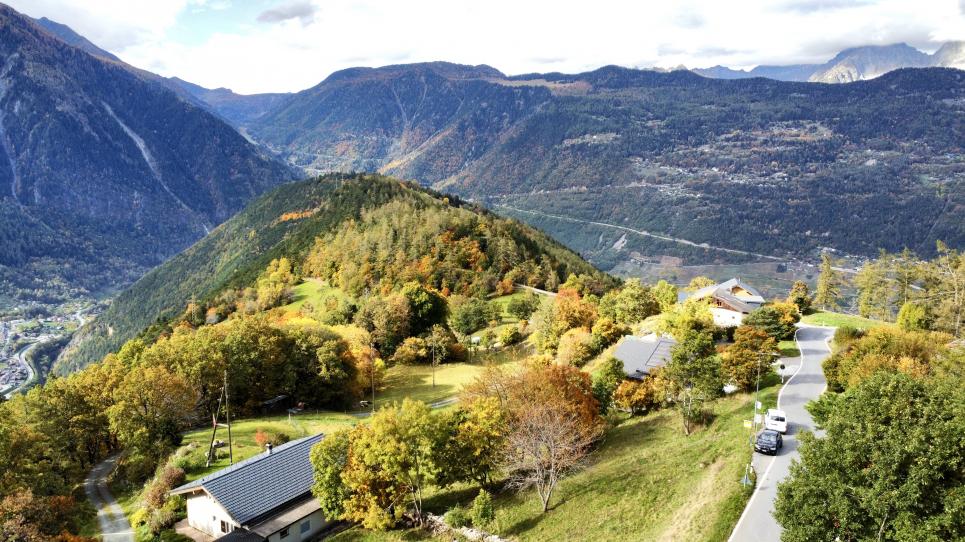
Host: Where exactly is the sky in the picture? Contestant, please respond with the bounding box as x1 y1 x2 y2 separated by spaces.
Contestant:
7 0 965 94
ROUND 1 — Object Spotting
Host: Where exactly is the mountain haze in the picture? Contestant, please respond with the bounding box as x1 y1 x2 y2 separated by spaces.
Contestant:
694 42 963 83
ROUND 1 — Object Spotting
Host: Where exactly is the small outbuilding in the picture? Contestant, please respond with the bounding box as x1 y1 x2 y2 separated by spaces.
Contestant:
169 434 328 542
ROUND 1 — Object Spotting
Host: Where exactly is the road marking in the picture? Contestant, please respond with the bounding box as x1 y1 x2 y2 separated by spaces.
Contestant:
727 326 813 542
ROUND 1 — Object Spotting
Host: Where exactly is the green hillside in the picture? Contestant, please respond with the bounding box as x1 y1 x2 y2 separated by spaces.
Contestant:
58 174 611 372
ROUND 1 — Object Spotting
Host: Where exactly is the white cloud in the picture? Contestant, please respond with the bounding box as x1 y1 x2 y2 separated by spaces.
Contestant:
257 0 317 25
8 0 965 94
7 0 188 51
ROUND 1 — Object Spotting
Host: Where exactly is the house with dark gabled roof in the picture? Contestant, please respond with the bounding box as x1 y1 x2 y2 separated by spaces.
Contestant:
169 434 328 542
613 333 677 380
687 278 765 327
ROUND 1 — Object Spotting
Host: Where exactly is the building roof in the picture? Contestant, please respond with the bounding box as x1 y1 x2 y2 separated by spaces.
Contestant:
216 529 264 542
249 496 320 537
171 433 323 526
687 278 765 313
613 334 677 379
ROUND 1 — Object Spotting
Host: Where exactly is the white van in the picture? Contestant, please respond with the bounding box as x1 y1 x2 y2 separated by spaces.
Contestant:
765 409 788 433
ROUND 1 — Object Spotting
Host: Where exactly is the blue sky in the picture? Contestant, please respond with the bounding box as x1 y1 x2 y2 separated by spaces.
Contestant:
7 0 964 94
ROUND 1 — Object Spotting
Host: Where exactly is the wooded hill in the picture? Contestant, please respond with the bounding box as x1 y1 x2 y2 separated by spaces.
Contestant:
58 174 612 372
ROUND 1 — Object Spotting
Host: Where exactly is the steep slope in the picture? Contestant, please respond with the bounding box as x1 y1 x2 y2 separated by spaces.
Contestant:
249 62 965 266
249 62 552 178
808 43 931 83
0 5 293 306
59 174 610 371
30 16 118 61
933 41 965 70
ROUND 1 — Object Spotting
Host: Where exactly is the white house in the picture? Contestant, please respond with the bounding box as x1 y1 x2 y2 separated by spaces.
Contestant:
687 278 765 327
170 434 328 542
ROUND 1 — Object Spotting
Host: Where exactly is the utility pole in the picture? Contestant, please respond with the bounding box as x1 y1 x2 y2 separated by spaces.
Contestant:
370 343 376 415
225 370 233 465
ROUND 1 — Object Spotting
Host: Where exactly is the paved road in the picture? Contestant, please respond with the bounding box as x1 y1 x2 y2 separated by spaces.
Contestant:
84 455 135 542
729 325 835 542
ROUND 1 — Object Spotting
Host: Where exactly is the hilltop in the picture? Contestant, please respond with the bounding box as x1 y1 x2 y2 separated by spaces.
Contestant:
59 173 611 371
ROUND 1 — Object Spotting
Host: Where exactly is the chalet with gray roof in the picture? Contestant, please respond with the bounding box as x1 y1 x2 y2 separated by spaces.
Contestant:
170 434 328 541
613 333 677 380
687 278 765 327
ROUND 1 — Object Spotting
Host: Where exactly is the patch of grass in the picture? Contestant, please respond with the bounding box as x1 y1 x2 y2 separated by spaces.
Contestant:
778 339 800 358
334 383 778 542
282 279 352 314
801 310 890 331
180 411 360 481
376 352 522 409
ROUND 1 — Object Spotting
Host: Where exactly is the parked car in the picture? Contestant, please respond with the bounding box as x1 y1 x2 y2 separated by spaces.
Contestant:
755 430 783 455
765 408 788 433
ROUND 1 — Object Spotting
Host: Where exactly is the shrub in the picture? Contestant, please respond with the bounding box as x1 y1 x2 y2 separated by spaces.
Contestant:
498 326 522 346
444 506 470 528
158 466 186 490
390 337 429 365
470 490 495 528
556 328 595 367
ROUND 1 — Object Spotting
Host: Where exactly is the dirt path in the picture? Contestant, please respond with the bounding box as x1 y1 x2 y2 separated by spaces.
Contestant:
84 455 134 542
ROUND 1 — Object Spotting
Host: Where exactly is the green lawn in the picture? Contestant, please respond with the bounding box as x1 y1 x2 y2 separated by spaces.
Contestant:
778 339 800 359
331 380 781 542
375 347 525 409
180 411 360 481
801 310 891 331
282 279 352 314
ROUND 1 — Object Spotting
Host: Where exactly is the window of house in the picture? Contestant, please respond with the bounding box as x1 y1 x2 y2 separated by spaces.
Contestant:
220 521 228 533
280 527 290 538
300 520 311 534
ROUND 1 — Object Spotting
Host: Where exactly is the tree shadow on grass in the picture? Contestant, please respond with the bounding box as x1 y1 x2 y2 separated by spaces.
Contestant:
502 508 550 537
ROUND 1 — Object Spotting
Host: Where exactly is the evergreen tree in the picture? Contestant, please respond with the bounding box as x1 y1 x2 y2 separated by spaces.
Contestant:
814 253 841 311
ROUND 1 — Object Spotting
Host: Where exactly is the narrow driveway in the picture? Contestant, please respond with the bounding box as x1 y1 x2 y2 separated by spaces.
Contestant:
84 455 134 542
729 325 835 542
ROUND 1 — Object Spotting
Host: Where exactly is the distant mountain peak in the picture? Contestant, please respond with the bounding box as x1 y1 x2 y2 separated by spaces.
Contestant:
693 41 963 83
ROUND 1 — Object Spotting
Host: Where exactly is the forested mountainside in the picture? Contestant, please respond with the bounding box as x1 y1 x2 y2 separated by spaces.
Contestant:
244 62 964 267
0 5 293 307
59 174 611 371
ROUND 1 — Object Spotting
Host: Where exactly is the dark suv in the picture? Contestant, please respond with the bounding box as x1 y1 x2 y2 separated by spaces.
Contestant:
755 429 783 455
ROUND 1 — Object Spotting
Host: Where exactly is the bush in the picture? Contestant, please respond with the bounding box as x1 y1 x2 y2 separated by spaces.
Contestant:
507 294 539 320
390 337 429 365
833 326 865 346
498 326 522 346
158 466 186 490
556 328 595 367
254 429 291 448
444 506 471 528
470 490 495 528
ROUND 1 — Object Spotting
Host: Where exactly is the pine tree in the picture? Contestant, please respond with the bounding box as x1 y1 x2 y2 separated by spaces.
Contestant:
814 253 841 311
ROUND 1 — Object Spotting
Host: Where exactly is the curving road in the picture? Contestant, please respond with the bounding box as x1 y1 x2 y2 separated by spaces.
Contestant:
84 455 134 542
729 325 835 542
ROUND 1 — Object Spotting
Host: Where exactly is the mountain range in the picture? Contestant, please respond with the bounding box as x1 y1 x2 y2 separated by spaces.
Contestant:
0 5 293 308
1 2 963 312
693 42 965 83
218 62 962 269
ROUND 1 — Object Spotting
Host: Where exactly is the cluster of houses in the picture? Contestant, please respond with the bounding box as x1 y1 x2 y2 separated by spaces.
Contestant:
614 278 764 379
171 278 764 541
